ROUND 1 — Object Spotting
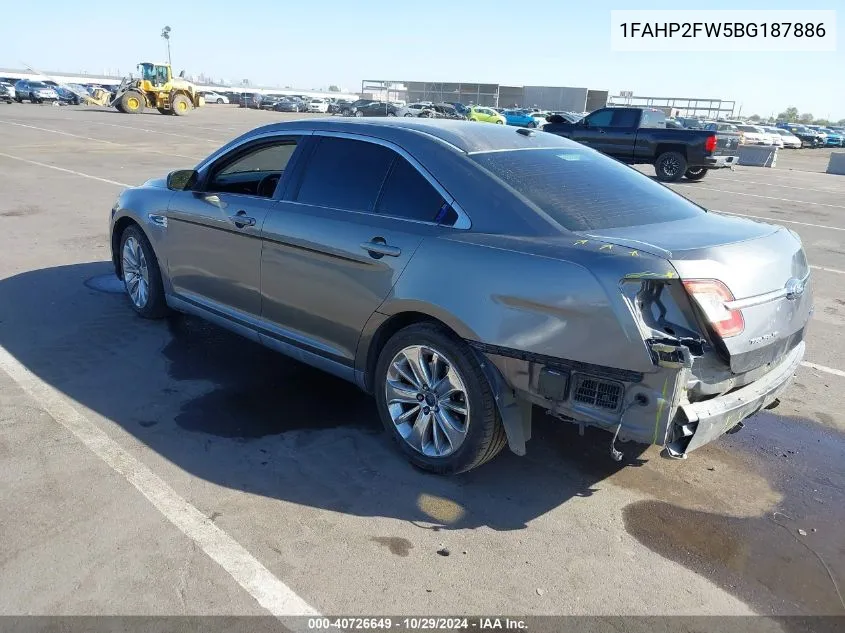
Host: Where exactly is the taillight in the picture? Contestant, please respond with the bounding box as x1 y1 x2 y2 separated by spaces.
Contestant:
704 135 717 153
682 279 745 338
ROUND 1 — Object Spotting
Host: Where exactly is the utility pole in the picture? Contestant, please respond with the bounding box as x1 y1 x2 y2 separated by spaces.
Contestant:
161 26 172 65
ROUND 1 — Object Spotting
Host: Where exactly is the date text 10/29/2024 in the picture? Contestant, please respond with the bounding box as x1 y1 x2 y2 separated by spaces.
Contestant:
308 618 528 631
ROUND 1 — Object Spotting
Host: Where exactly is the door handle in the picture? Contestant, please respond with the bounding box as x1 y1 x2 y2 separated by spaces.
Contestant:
229 210 256 228
360 239 401 258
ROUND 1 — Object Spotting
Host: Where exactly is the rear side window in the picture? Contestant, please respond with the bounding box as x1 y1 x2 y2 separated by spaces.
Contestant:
611 109 640 128
639 110 665 128
296 137 394 212
471 148 704 231
376 157 448 223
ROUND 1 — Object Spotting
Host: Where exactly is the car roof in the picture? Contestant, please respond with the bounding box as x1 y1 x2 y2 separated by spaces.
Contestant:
242 118 575 154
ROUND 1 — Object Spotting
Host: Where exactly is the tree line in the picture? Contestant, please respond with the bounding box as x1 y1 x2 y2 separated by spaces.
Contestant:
748 107 845 127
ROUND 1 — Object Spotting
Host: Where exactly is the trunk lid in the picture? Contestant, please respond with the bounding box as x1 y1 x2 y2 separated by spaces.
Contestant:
581 212 813 374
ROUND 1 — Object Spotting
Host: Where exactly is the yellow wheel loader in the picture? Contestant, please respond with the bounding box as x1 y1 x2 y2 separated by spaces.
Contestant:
111 62 204 115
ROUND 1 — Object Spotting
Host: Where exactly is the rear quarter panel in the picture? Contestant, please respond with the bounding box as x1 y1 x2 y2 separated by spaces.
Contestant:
375 234 670 374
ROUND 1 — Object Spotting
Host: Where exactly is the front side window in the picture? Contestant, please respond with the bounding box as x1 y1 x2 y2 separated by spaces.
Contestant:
296 137 394 211
584 109 614 127
207 139 298 198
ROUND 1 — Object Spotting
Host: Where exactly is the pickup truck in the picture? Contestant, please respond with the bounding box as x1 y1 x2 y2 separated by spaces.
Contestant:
542 107 740 182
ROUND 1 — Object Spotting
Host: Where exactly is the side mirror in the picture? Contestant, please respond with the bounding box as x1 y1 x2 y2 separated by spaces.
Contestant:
167 169 198 191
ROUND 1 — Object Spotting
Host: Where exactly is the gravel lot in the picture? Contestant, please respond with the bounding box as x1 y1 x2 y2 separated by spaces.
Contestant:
0 104 843 625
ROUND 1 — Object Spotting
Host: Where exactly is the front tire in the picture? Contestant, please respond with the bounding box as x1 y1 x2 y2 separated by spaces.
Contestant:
655 151 687 182
374 323 507 474
119 225 168 319
683 167 708 181
120 91 145 114
216 98 224 104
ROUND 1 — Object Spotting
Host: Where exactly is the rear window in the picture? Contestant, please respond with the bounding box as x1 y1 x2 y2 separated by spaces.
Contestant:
471 148 704 231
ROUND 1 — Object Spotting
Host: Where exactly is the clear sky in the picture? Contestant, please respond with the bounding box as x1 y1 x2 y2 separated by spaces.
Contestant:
2 0 842 119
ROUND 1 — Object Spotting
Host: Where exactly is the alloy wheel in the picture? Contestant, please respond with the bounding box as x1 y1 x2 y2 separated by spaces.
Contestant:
662 155 681 176
122 236 150 309
385 345 470 458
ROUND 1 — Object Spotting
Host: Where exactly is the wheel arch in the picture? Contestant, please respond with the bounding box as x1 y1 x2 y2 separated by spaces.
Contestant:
111 214 167 282
654 143 688 160
111 216 142 279
357 306 530 456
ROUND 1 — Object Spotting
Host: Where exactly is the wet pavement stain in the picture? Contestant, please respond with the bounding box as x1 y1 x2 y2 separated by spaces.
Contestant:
622 412 845 618
371 536 413 557
163 316 381 438
83 273 126 295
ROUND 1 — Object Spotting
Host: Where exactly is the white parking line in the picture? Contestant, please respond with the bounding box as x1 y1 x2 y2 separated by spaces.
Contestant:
0 151 131 187
685 186 845 210
70 119 222 143
0 120 202 160
715 210 845 232
811 265 845 275
708 175 845 194
0 344 320 618
801 361 845 379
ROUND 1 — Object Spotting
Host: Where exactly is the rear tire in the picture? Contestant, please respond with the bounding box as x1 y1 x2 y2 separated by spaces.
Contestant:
655 151 687 182
683 167 708 181
374 323 507 474
171 93 191 116
119 225 169 319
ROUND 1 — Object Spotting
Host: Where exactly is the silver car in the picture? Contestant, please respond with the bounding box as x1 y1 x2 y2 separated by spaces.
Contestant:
0 81 15 103
109 119 812 473
13 79 59 103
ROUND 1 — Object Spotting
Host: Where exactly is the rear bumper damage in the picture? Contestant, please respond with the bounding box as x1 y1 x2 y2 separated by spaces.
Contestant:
665 341 804 457
471 338 804 461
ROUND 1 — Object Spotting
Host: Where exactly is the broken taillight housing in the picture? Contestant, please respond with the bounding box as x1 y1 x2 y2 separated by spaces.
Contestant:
682 279 745 338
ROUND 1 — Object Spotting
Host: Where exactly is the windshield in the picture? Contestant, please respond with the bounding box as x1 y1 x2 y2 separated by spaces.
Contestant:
737 125 760 132
471 147 704 231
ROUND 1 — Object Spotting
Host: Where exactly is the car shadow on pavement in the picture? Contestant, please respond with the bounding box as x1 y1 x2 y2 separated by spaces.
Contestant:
0 262 651 532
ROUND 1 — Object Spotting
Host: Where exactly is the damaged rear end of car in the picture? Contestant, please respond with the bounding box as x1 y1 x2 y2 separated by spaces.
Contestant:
461 144 813 461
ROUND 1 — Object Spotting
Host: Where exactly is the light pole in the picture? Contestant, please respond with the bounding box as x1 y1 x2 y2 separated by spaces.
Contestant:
161 26 172 65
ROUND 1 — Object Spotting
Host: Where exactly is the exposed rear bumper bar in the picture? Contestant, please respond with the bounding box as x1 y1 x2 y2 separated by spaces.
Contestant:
702 155 739 168
668 341 805 456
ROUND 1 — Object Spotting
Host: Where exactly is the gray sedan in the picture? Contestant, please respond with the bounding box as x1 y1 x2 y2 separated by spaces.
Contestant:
109 118 812 473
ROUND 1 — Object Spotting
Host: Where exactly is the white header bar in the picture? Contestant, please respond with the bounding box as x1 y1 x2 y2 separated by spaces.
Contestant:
611 10 837 52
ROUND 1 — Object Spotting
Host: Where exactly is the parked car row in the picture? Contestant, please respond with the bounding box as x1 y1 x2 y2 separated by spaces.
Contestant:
666 115 842 149
0 77 118 105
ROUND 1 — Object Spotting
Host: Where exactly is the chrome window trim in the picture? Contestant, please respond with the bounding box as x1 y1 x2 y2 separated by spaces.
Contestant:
192 130 313 203
304 130 471 230
195 130 314 172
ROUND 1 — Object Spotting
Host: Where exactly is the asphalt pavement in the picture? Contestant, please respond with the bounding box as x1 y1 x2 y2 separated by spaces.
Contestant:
0 104 843 627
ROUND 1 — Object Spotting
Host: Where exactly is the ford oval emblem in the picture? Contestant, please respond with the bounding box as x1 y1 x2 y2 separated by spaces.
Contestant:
785 277 805 300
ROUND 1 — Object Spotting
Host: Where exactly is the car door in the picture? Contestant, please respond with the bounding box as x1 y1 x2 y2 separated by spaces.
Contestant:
572 108 618 153
165 135 304 325
259 134 462 373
